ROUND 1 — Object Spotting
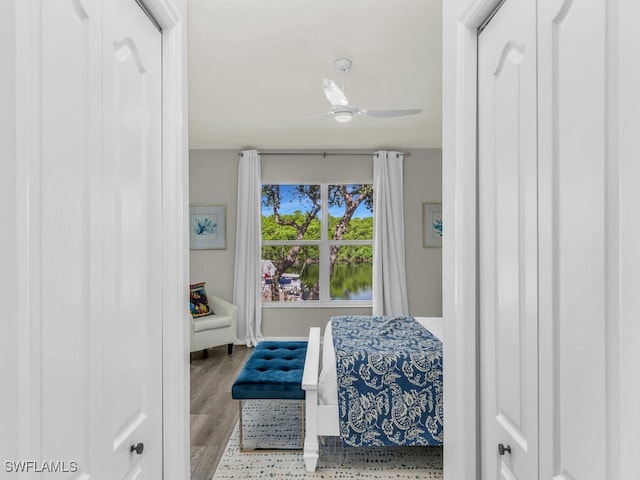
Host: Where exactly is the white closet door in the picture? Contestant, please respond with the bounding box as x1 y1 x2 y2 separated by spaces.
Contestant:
538 1 608 479
478 0 538 478
102 0 163 477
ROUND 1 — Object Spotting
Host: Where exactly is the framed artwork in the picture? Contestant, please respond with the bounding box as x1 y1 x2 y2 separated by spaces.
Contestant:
422 202 443 248
190 205 226 250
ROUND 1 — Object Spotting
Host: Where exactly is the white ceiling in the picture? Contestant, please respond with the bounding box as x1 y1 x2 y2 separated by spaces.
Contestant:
188 0 442 150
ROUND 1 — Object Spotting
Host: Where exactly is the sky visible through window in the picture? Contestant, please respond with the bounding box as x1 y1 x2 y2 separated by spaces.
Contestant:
260 184 372 219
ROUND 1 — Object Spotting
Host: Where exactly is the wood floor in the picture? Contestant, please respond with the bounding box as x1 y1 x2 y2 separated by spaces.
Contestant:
190 345 252 480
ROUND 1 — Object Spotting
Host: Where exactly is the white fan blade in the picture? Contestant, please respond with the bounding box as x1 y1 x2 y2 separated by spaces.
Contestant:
360 109 422 118
322 79 349 106
290 112 331 120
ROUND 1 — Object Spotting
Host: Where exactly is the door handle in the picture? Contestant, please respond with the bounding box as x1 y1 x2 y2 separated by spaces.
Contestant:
497 443 511 455
130 443 144 455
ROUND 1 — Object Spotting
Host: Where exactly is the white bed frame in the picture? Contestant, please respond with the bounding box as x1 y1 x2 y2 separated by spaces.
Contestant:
301 327 336 472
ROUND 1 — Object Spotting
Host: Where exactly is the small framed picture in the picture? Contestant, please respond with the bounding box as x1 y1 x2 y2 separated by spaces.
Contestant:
190 205 226 250
422 203 443 248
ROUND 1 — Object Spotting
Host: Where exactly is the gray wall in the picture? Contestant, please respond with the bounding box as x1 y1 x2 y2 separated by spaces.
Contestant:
189 149 442 337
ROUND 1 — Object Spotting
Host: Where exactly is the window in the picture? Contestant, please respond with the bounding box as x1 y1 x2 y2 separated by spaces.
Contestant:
261 184 373 304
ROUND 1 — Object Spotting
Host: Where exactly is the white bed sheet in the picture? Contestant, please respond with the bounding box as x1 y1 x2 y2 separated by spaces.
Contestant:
317 316 443 406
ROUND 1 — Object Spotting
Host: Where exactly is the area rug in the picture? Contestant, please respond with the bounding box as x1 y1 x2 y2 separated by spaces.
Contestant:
212 400 443 479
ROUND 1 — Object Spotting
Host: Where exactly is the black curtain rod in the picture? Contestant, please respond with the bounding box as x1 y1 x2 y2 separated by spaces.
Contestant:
239 151 410 157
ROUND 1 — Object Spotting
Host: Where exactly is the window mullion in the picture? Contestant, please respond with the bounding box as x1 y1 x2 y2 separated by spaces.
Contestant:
262 240 320 246
320 184 330 303
328 240 373 246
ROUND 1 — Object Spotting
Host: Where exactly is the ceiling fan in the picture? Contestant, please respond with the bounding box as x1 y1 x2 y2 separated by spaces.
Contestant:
301 58 423 123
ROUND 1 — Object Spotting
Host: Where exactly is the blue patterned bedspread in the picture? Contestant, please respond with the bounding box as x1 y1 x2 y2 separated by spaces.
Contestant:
331 315 443 447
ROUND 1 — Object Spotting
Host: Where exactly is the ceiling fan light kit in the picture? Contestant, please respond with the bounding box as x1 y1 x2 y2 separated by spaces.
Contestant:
334 111 354 123
303 58 422 123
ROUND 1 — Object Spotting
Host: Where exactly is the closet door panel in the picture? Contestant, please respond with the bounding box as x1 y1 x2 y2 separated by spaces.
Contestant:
478 0 538 478
618 3 640 477
39 0 101 476
538 1 607 479
102 0 163 477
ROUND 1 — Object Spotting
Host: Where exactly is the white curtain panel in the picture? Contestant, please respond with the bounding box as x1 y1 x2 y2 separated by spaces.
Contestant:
372 151 409 316
233 150 263 346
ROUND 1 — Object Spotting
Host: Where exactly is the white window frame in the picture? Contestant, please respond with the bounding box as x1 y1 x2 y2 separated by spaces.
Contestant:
261 183 373 308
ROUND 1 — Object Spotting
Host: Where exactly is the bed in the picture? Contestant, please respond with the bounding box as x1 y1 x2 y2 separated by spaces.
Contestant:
301 316 443 472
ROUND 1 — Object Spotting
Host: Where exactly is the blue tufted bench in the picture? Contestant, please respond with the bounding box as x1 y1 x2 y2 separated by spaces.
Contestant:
231 341 307 451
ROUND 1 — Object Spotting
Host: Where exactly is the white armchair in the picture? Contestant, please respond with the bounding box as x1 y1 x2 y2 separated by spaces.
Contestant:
190 294 238 358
